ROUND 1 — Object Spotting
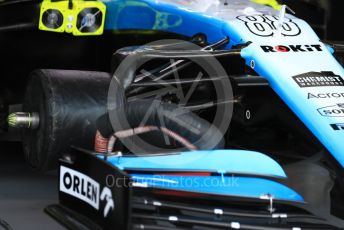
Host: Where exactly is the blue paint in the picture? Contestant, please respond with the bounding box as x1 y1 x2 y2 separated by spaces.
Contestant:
103 0 228 46
106 150 287 178
131 174 304 202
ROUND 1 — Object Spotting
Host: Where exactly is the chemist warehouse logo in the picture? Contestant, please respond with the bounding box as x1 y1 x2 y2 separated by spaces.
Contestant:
59 166 114 217
292 71 344 88
261 44 322 53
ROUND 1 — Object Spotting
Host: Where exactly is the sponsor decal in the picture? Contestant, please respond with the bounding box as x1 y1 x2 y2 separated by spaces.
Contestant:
317 104 344 117
100 187 115 218
308 92 344 99
60 166 114 217
237 14 301 37
60 166 100 209
292 71 344 88
330 123 344 131
261 44 322 53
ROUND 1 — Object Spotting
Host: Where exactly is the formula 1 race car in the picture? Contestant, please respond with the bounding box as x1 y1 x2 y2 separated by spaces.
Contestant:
1 0 344 229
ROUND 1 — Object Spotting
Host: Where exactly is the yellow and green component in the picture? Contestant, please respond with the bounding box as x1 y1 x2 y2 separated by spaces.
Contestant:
7 112 40 129
39 0 68 33
7 113 17 128
251 0 282 10
39 0 106 36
